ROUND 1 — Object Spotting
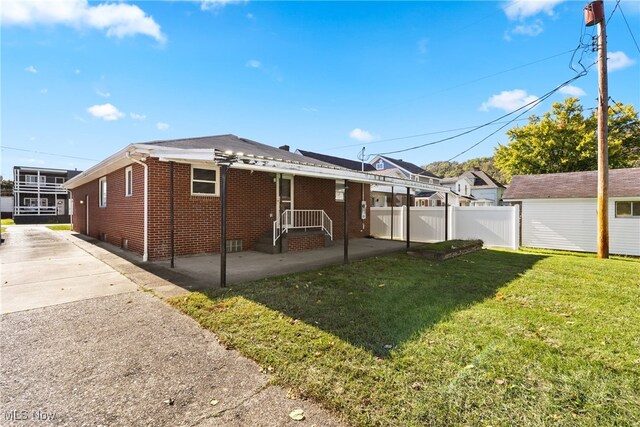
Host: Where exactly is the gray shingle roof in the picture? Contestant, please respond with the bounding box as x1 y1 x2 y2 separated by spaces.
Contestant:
378 156 440 178
143 134 340 169
503 168 640 199
297 149 376 171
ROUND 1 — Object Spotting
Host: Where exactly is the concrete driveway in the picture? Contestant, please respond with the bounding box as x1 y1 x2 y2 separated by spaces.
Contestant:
1 226 137 314
0 226 345 426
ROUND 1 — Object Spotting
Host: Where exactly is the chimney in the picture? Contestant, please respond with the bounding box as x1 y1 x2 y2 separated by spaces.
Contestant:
279 145 290 152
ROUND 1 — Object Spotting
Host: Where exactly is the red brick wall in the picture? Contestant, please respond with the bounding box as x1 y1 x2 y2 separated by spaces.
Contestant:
288 234 325 252
147 159 277 260
293 176 370 240
70 163 145 254
71 158 371 260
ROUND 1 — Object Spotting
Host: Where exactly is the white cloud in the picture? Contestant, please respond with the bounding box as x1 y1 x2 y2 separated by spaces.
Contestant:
349 128 376 143
200 0 247 11
1 0 166 43
40 88 48 94
302 107 319 113
511 20 544 37
25 65 37 73
74 69 81 74
503 0 565 20
559 85 586 97
130 112 146 121
480 89 539 112
87 103 124 121
246 59 262 69
156 122 170 131
417 38 429 55
247 13 255 20
608 51 635 71
96 90 111 98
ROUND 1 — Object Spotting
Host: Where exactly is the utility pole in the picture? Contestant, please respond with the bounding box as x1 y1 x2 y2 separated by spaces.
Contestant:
586 0 609 259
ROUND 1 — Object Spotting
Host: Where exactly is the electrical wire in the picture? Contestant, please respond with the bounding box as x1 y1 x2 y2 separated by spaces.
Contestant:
606 0 621 25
0 146 98 162
618 2 640 54
445 71 592 162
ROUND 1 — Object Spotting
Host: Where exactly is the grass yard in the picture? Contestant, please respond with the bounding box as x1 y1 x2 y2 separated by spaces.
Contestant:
170 249 640 426
46 224 72 231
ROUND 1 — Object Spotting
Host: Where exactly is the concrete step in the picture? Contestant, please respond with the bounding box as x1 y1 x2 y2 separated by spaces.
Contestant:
254 241 281 254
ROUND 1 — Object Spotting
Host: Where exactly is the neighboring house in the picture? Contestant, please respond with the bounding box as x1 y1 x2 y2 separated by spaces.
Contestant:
438 168 506 206
64 135 441 261
503 168 640 256
368 155 441 207
13 166 81 224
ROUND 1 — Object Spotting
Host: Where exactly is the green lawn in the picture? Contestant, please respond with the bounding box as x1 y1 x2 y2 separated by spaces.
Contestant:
170 249 640 426
46 224 72 231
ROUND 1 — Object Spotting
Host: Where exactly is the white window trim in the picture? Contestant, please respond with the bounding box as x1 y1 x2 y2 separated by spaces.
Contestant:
125 166 133 197
99 176 107 207
191 165 220 196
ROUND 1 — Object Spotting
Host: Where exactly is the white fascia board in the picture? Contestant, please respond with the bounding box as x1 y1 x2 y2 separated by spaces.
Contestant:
64 145 135 189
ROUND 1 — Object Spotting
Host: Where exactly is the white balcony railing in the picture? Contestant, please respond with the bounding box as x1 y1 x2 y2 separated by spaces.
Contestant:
14 181 68 194
273 209 333 245
14 206 57 215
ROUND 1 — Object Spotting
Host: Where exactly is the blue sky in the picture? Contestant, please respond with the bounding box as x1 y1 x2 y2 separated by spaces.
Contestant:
2 0 639 177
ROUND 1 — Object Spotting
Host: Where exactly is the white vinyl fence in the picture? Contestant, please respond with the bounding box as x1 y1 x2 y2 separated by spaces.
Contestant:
370 205 520 249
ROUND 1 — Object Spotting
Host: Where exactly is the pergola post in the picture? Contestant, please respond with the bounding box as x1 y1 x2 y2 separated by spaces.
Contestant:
344 179 349 264
170 161 175 268
219 163 228 288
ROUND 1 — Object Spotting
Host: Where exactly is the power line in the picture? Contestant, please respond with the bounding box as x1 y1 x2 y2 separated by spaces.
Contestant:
618 2 640 54
1 146 98 162
446 72 591 162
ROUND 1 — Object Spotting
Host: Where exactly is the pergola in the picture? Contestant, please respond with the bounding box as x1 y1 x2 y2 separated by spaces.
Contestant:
131 144 453 287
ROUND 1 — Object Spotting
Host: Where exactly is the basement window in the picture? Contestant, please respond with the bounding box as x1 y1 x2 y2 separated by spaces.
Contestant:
615 201 640 217
191 166 219 196
99 177 107 207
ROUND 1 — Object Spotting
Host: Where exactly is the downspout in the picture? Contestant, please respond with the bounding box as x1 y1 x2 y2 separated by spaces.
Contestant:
127 152 149 262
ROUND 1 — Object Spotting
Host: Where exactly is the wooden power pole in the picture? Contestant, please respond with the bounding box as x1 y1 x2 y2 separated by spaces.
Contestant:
586 0 609 259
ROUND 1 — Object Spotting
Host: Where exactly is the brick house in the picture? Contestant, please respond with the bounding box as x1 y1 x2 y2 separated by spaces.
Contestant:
65 135 446 262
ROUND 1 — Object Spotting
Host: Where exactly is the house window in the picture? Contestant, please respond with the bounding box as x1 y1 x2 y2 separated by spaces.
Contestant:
55 177 65 184
615 201 640 217
125 166 133 197
465 185 469 195
335 180 345 202
24 197 47 207
99 177 107 207
457 183 461 192
191 166 219 196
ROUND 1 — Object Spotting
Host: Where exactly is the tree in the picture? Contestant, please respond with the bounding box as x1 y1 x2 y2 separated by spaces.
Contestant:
1 179 13 196
423 157 506 183
494 97 640 182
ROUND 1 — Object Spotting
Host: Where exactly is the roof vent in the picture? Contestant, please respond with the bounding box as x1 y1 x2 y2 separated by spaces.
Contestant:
279 145 290 152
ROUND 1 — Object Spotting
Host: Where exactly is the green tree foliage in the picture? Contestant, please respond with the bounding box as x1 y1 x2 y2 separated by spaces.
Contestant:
494 97 640 181
1 179 13 196
423 157 506 183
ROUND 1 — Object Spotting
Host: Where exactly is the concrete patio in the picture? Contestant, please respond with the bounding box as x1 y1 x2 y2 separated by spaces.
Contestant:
72 234 410 295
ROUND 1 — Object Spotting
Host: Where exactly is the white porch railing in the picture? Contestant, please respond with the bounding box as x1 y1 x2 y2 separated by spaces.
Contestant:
14 206 57 215
273 209 333 245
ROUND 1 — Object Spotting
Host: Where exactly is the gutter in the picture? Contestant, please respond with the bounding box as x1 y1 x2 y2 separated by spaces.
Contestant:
127 152 149 262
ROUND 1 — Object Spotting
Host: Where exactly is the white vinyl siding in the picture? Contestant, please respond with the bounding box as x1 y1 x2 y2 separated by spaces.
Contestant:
521 198 640 256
